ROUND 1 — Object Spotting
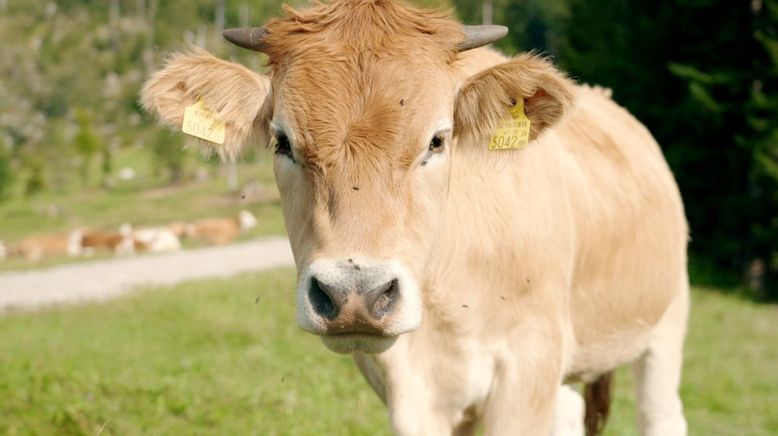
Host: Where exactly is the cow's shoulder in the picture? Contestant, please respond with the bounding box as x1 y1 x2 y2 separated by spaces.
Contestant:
555 84 663 168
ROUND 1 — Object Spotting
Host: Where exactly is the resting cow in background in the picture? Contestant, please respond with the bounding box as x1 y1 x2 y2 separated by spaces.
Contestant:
189 210 258 245
131 226 182 253
142 1 689 435
81 225 135 256
9 230 83 262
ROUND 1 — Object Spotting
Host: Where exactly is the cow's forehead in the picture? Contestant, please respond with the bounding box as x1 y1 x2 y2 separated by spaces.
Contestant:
272 54 454 170
261 1 463 66
258 1 464 170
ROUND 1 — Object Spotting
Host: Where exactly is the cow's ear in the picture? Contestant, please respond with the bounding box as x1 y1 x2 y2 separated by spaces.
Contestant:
453 54 574 143
140 48 271 159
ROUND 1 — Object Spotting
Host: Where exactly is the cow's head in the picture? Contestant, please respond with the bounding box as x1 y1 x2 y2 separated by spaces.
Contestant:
141 0 573 354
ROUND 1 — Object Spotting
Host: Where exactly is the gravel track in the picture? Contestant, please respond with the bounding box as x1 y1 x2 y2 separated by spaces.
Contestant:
0 237 294 313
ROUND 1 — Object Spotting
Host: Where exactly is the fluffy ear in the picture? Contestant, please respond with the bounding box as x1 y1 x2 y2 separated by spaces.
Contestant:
140 47 271 159
454 54 575 143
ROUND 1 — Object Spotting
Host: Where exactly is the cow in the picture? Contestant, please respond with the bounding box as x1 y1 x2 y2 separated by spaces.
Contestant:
141 1 689 435
9 230 84 261
131 226 183 253
188 210 258 245
81 225 135 256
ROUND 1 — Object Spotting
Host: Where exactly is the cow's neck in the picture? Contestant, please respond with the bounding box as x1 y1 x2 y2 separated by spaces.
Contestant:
354 135 574 430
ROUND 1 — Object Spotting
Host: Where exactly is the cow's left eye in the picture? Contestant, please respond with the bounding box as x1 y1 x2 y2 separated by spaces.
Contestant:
274 131 294 161
429 135 445 153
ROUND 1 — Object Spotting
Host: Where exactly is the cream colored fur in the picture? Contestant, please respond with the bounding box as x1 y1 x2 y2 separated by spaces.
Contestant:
140 47 271 159
141 2 689 435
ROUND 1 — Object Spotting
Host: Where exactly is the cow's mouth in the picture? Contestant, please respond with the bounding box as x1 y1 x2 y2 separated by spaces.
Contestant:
319 333 398 354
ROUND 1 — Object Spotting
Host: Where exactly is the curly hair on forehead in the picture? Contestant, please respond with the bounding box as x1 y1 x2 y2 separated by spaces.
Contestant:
260 0 465 65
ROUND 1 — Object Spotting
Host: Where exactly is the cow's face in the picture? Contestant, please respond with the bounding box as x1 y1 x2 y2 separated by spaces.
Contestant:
271 55 457 353
141 1 572 354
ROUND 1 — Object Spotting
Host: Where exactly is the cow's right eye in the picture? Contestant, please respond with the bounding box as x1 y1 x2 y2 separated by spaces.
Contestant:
274 132 293 161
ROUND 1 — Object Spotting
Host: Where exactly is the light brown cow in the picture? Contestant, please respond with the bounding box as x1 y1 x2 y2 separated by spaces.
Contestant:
189 210 258 245
9 230 84 261
141 1 689 435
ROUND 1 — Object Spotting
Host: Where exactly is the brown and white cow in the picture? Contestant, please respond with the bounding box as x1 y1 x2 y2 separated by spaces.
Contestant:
141 1 689 435
81 225 135 256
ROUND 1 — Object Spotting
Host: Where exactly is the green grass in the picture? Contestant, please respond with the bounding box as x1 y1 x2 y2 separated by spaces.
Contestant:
604 288 778 436
0 271 775 435
0 269 388 436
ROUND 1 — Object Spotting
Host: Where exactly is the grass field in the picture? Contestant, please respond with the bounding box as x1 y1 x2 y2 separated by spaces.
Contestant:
0 147 283 241
0 270 776 435
0 147 286 272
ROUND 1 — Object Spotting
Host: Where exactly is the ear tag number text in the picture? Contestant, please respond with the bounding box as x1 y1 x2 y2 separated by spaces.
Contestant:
488 99 531 150
182 99 226 145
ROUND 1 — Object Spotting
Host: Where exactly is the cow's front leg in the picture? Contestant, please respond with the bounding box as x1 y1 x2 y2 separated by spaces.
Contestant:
481 323 564 436
389 395 457 436
356 343 479 436
379 365 470 436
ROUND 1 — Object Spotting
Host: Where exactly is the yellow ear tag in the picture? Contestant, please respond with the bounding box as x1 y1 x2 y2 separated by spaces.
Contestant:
182 99 226 145
488 99 531 150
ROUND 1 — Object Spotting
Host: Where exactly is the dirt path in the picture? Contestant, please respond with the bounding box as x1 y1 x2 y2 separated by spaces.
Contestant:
0 237 294 313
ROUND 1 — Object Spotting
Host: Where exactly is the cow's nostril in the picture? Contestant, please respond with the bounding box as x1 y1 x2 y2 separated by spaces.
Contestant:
309 277 338 320
365 279 400 319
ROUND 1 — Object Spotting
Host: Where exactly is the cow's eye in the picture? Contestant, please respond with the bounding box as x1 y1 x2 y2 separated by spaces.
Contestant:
429 135 445 153
274 132 293 160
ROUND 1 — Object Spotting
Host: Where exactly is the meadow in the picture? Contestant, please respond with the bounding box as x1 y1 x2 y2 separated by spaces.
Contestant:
0 147 285 272
0 269 775 435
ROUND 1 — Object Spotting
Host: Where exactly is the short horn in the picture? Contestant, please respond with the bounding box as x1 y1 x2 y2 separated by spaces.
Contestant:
223 27 268 52
458 25 508 52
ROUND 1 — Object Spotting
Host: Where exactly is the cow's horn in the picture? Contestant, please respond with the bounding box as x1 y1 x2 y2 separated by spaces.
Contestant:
458 25 508 52
223 27 268 52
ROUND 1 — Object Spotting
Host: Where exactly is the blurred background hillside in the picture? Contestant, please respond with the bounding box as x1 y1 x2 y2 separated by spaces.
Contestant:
0 0 776 298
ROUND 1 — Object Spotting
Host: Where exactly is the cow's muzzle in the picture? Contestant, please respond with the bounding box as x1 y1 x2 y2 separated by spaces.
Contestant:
308 276 400 326
296 258 422 354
